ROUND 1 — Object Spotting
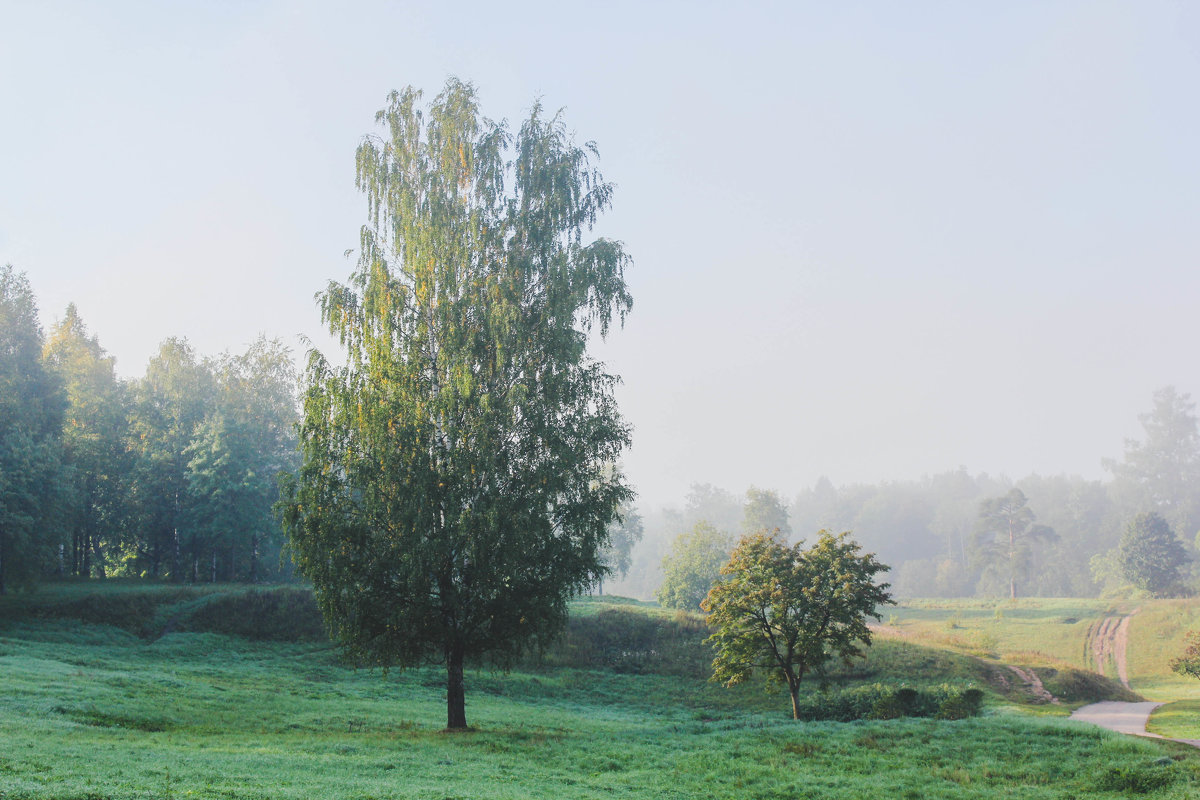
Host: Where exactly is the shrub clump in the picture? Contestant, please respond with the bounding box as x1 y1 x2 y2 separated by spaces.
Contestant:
792 683 984 722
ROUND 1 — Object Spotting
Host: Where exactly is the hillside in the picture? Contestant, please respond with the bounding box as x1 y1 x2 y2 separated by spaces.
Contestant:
0 586 1196 799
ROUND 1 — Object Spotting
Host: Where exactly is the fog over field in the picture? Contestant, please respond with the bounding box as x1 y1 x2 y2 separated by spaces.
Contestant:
4 1 1198 512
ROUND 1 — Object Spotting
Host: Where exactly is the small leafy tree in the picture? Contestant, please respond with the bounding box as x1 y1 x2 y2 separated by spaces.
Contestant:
597 501 643 594
742 486 791 536
656 521 733 610
1171 631 1200 680
703 530 893 719
1118 512 1189 597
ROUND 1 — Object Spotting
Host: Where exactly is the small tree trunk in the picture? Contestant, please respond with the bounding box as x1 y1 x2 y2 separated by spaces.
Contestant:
211 550 217 583
57 543 65 577
1009 520 1016 600
250 533 259 584
172 527 181 582
0 530 7 596
92 538 106 579
786 668 805 720
446 644 467 730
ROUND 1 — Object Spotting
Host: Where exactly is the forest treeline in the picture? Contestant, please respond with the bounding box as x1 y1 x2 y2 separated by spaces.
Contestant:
612 386 1200 601
6 264 1199 601
0 266 298 593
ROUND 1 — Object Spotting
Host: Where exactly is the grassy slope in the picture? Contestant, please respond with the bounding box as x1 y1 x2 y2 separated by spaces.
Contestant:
883 596 1200 741
1127 600 1200 739
0 587 1194 799
868 599 1142 712
885 598 1120 666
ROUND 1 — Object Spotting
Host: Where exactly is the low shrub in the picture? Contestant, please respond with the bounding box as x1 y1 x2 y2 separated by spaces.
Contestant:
793 683 984 722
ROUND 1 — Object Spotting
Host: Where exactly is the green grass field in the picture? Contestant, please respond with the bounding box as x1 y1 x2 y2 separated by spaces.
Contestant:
1 586 1199 799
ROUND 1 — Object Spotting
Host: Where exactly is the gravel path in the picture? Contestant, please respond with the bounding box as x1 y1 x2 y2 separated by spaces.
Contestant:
1070 701 1164 736
1071 701 1200 748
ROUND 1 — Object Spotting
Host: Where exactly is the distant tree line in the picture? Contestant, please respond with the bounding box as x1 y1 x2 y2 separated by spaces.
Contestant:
0 265 298 593
630 387 1200 604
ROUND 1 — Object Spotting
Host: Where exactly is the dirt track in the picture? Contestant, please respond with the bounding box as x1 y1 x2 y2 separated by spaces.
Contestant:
1086 608 1139 688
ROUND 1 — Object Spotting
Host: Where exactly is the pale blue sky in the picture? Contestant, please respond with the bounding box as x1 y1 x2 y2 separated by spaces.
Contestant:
3 1 1198 508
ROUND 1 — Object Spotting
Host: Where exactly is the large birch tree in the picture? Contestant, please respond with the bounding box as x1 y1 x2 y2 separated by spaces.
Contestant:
281 80 632 730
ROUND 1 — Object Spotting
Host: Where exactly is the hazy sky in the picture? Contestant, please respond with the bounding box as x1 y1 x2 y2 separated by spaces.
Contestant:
3 1 1198 509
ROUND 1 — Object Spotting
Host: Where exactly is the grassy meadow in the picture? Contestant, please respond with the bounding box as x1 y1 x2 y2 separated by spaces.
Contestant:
1 586 1199 799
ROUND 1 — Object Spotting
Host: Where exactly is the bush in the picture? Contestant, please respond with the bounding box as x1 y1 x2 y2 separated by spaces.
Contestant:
792 683 984 722
935 687 984 720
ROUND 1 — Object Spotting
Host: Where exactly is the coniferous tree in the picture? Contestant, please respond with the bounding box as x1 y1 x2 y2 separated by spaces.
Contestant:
971 488 1056 600
1105 387 1200 541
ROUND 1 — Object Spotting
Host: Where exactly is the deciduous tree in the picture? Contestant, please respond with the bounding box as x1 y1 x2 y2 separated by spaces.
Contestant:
598 502 643 594
43 305 129 579
656 521 733 610
280 80 632 730
185 337 297 583
703 530 892 719
127 339 216 580
0 266 63 593
1118 512 1189 597
742 486 790 537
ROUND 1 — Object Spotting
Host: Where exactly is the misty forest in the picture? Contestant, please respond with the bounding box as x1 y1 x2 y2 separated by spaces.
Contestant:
3 276 1194 608
5 6 1200 799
